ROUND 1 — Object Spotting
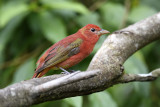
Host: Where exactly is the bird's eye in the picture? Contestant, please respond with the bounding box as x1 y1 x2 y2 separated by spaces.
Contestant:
90 28 96 32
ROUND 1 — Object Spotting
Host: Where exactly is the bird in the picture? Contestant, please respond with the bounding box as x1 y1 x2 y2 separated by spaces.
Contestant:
32 24 110 78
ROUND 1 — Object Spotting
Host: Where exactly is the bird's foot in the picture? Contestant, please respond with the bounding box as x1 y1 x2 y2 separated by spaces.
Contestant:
69 69 77 73
60 67 70 75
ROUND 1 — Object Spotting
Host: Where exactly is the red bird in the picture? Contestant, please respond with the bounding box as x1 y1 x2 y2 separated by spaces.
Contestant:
32 24 109 78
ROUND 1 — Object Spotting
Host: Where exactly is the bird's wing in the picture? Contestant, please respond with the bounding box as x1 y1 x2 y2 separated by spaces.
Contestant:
35 38 83 73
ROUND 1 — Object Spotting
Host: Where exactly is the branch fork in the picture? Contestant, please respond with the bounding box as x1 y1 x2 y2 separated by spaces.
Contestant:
0 12 160 107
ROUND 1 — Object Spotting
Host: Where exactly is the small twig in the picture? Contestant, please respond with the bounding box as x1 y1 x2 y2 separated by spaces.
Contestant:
116 68 160 83
0 12 160 107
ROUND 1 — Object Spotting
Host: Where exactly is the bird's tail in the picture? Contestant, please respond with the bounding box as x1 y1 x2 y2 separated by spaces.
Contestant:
32 68 49 78
32 72 40 78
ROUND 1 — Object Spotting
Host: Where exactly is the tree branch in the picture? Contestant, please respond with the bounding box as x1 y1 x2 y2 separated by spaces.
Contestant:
116 68 160 83
32 70 99 94
0 12 160 107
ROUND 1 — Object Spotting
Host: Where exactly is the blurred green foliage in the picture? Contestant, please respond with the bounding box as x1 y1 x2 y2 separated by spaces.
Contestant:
0 0 160 107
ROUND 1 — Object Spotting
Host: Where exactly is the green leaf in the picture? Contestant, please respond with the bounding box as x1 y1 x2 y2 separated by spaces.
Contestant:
0 67 16 88
63 96 82 107
128 5 157 23
100 2 125 31
141 0 160 10
39 11 67 43
0 12 28 63
32 100 71 107
124 51 150 97
141 42 156 57
108 84 134 106
76 12 101 27
86 92 117 107
41 0 89 14
12 58 35 83
93 36 106 54
28 13 41 34
124 51 148 74
0 1 29 28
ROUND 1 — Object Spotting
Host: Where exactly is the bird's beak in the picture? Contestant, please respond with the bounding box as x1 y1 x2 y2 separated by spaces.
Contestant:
100 29 110 35
98 29 110 36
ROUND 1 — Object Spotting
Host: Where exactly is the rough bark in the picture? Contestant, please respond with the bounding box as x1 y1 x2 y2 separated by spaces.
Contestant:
0 12 160 107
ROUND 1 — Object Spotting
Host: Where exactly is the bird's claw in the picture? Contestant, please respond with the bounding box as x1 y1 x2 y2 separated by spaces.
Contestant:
60 67 71 75
69 69 77 73
61 71 70 75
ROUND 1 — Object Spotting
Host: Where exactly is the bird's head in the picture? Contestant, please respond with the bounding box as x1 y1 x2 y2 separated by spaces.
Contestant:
79 24 110 39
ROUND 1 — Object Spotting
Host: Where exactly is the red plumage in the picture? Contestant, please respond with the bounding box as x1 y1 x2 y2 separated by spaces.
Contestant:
32 24 109 78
